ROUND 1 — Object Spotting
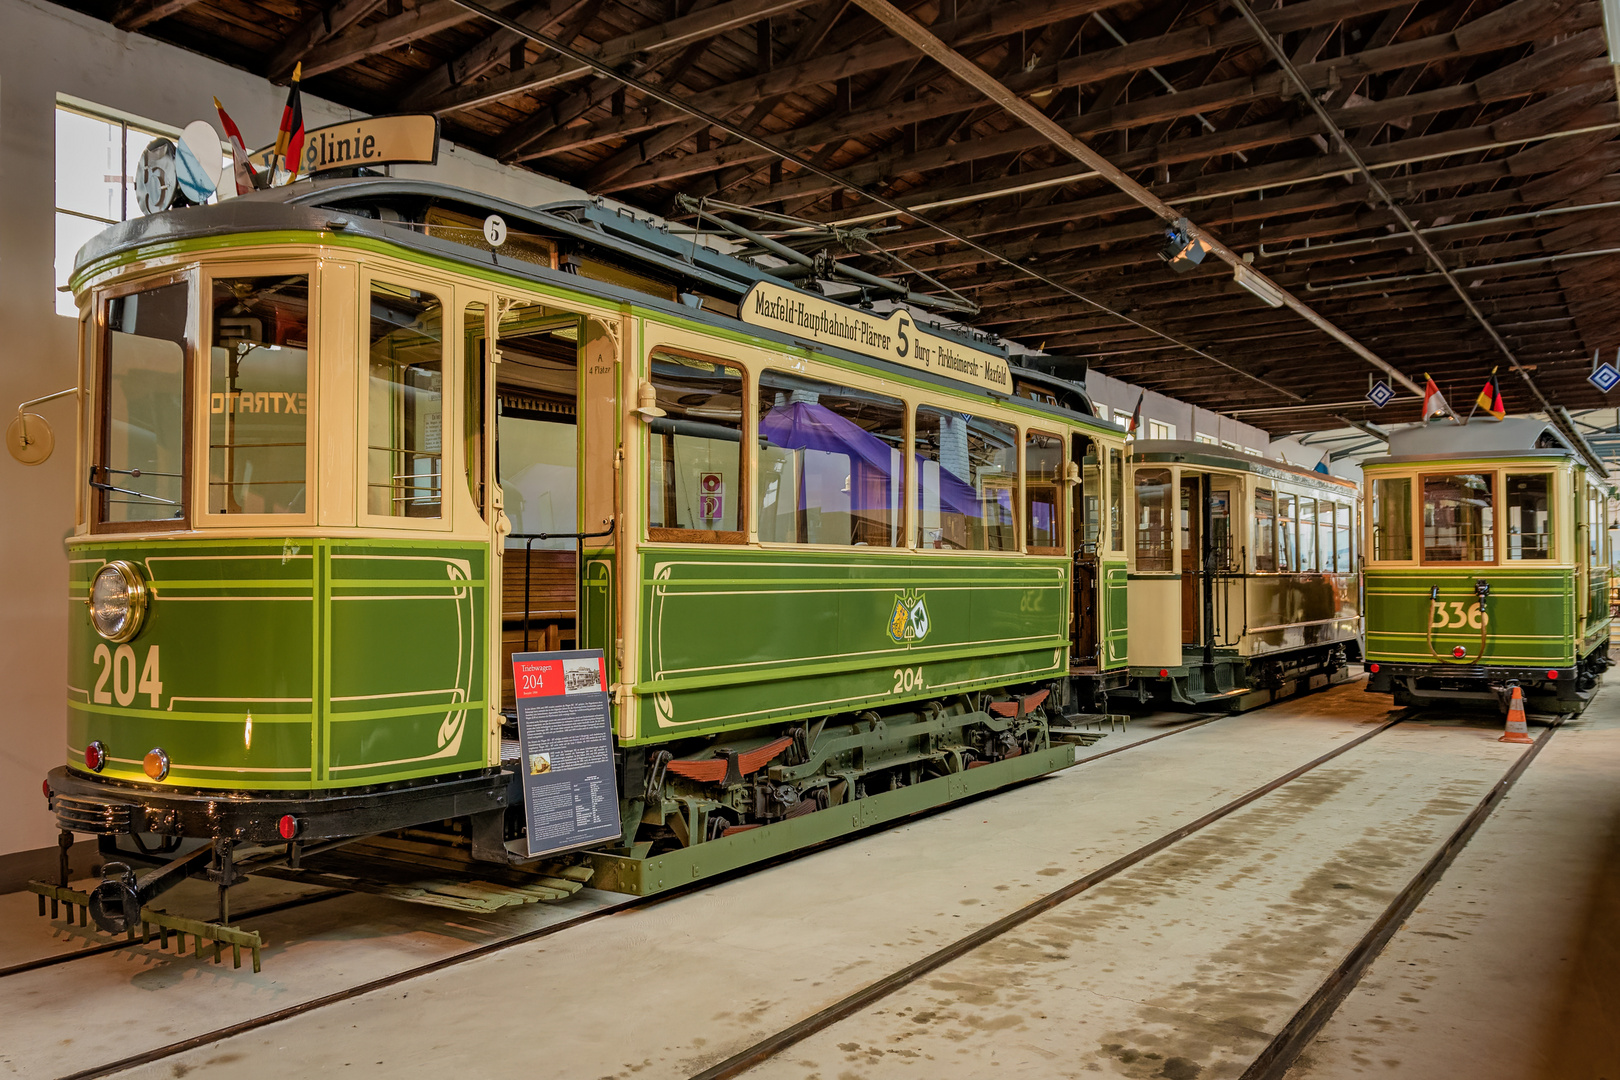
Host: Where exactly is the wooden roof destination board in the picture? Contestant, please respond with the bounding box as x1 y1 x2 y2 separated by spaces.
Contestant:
740 280 1010 395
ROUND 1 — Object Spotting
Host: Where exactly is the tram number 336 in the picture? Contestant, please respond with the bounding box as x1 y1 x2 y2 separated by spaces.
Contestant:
892 666 925 694
91 643 162 707
1431 602 1489 630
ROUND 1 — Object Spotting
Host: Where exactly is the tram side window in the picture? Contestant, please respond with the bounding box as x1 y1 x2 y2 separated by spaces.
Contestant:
1298 498 1317 571
1074 435 1102 550
756 370 903 547
1505 474 1551 560
464 302 486 520
1422 473 1494 563
1371 477 1412 560
99 281 189 525
1277 492 1296 571
368 282 444 518
1026 430 1064 553
1254 489 1276 571
1109 448 1124 552
1335 503 1353 571
1318 500 1335 572
915 407 1017 551
646 352 744 540
1134 468 1174 571
207 275 310 515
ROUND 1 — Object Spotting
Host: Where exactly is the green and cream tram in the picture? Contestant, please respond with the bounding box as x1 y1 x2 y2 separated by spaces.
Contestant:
1362 418 1613 711
42 177 1146 929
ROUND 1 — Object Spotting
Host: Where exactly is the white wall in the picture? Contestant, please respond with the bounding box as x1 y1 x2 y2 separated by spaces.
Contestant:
1083 369 1271 451
0 0 595 859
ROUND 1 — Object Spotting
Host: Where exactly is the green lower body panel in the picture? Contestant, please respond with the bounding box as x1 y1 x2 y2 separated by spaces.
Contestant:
587 743 1077 895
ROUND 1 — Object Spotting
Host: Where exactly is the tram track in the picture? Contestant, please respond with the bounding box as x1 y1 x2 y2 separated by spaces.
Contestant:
40 713 1222 1080
680 706 1557 1080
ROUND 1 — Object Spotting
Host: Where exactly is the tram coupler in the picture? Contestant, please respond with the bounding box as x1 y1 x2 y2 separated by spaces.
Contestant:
87 843 211 934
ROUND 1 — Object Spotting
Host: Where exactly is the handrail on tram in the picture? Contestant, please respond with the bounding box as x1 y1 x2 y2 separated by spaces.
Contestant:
508 519 616 652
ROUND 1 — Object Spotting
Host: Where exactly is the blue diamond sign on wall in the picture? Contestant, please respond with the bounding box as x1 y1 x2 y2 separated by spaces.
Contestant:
1590 362 1620 394
1365 380 1395 408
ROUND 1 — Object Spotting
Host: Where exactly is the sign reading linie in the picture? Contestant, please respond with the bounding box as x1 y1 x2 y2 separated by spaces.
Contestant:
740 281 1010 394
252 114 439 177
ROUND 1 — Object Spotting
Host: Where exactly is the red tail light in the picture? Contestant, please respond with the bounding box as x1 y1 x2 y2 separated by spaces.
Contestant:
84 741 106 772
1547 670 1559 680
42 780 50 800
1158 669 1169 678
1453 646 1467 658
278 814 299 840
1368 663 1380 674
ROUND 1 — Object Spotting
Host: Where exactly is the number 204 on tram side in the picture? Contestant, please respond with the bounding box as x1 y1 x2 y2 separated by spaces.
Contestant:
29 176 1156 943
1362 417 1615 712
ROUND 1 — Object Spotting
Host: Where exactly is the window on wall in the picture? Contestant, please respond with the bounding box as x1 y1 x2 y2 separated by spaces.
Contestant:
1193 433 1218 445
1026 430 1064 553
646 352 744 541
914 407 1018 551
1147 419 1175 440
207 274 310 515
54 102 227 318
756 370 904 547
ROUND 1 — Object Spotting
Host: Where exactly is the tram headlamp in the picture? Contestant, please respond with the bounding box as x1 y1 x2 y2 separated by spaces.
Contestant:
89 561 148 643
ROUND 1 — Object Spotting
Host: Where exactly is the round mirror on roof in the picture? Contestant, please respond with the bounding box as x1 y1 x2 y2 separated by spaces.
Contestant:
176 120 223 203
134 138 179 215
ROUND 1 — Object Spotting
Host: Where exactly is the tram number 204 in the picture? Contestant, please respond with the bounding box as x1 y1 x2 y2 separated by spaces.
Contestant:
91 643 162 708
892 666 925 694
1431 602 1489 630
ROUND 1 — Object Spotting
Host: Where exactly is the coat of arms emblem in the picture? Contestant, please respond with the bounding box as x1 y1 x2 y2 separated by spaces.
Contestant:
887 592 931 643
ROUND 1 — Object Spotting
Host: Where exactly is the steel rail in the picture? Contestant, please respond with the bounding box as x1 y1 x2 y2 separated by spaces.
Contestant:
442 0 1306 403
1238 712 1568 1080
684 712 1407 1080
0 889 348 981
50 713 1218 1080
1227 0 1605 475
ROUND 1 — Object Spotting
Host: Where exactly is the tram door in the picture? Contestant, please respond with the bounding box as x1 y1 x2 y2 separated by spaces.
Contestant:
1070 434 1101 668
483 299 618 711
1180 474 1201 645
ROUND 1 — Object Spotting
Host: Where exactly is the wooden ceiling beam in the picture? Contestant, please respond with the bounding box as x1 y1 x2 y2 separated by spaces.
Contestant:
300 0 538 79
111 0 204 32
398 0 597 108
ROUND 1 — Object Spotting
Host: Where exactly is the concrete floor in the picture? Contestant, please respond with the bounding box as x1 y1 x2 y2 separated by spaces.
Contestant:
1 680 1615 1080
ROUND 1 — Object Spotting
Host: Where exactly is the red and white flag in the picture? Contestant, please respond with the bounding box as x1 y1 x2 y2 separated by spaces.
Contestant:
213 97 259 195
1421 374 1452 421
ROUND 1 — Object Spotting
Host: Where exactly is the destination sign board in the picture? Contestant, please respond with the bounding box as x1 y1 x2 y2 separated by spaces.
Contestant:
252 114 439 177
739 280 1011 394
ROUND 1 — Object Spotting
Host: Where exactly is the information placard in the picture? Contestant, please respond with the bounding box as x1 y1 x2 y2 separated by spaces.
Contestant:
511 649 621 859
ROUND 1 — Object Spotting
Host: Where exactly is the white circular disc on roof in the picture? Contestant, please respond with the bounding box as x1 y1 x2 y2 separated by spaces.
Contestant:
483 214 507 247
134 138 179 214
176 120 223 203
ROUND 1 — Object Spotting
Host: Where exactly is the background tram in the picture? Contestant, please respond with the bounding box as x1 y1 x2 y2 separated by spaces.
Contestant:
1117 442 1361 710
1362 418 1614 712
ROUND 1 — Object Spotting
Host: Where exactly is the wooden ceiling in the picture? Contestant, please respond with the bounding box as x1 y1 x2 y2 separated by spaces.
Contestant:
73 0 1620 434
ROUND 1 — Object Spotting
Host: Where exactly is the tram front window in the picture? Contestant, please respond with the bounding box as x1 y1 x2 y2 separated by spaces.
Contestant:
98 280 189 525
1134 468 1173 571
207 274 310 515
1423 473 1494 563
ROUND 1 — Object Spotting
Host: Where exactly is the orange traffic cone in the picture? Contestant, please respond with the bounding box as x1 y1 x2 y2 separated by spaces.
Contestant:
1499 685 1533 744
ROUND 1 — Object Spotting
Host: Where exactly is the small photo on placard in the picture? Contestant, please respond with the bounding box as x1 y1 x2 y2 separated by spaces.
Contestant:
528 751 552 775
563 656 603 695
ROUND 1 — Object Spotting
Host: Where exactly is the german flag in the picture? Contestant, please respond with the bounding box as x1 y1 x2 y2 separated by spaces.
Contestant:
1474 369 1506 421
272 62 306 183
